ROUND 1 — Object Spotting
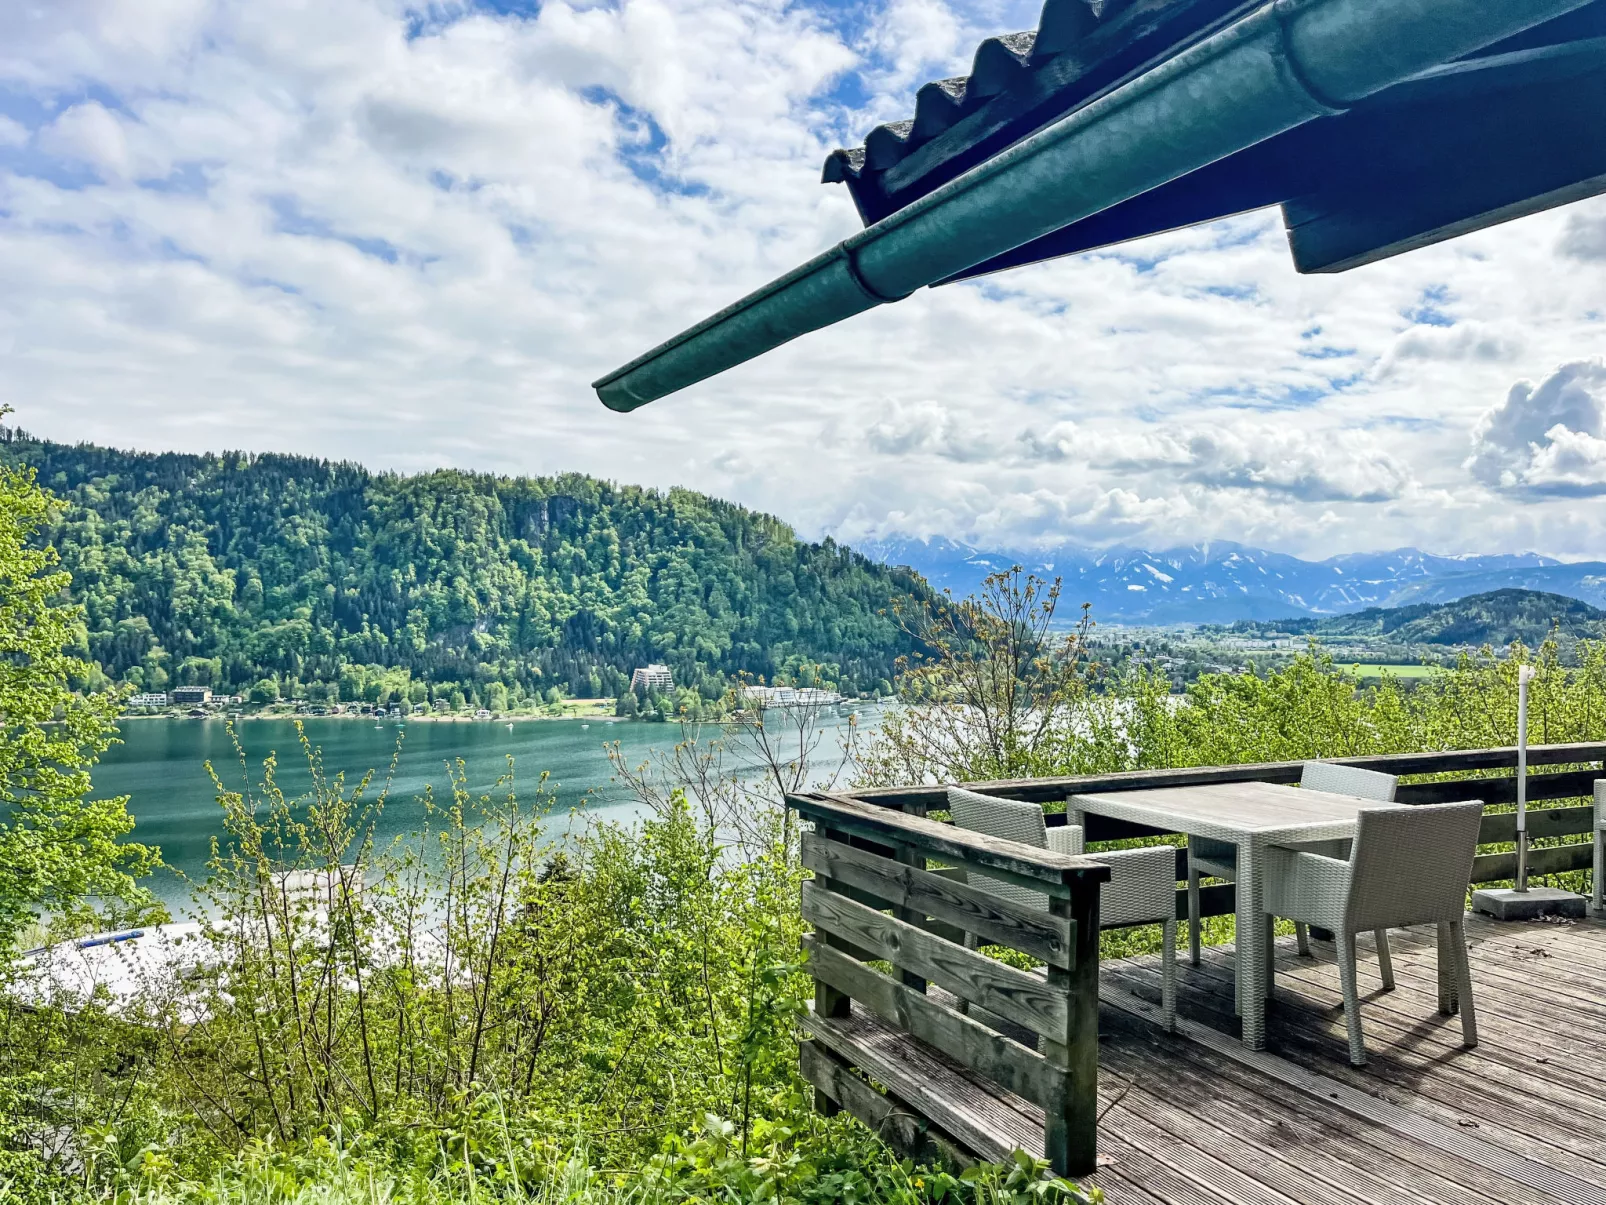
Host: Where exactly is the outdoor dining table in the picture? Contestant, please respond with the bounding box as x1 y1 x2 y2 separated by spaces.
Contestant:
1067 780 1406 1051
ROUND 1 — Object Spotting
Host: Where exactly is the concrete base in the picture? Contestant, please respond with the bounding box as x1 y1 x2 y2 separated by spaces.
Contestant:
1471 886 1588 921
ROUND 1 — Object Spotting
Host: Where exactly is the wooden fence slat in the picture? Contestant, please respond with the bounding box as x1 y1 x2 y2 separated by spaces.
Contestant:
800 1012 1028 1167
802 882 1069 1042
798 1041 970 1169
790 792 1108 897
1478 805 1596 844
1471 842 1593 883
800 832 1075 969
802 934 1067 1111
1402 769 1602 808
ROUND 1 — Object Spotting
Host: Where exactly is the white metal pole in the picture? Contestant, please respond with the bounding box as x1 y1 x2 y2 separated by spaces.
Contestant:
1517 664 1535 892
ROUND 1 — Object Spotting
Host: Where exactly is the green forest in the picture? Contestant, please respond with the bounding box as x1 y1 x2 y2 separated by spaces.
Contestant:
1217 588 1606 648
3 432 928 711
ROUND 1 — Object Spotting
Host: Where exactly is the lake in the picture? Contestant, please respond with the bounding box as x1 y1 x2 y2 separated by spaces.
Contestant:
95 711 876 904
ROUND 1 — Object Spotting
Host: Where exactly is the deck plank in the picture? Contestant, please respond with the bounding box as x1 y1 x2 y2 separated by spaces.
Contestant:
1188 937 1606 1123
1108 949 1606 1178
1098 1008 1573 1205
811 914 1606 1204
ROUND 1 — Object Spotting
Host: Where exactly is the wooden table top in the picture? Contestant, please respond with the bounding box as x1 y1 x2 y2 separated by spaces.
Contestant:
1068 780 1402 839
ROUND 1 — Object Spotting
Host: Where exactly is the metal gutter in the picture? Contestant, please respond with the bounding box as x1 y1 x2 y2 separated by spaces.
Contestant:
593 0 1594 411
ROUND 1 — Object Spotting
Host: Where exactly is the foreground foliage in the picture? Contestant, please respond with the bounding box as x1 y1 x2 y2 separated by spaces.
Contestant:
0 715 1095 1204
0 421 157 962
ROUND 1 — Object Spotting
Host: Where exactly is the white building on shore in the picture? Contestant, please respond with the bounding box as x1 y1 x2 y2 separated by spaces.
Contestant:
740 684 843 709
630 664 674 694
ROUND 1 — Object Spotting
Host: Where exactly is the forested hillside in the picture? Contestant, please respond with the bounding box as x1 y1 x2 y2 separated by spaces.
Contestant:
7 432 928 709
1221 588 1606 647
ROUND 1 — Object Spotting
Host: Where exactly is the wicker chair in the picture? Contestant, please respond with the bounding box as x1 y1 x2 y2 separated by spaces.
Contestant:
1187 762 1400 981
948 787 1178 1031
1262 799 1483 1065
1593 781 1606 916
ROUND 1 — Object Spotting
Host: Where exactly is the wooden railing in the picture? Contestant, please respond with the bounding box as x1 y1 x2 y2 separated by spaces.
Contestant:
791 744 1604 1175
787 791 1109 1177
846 742 1606 921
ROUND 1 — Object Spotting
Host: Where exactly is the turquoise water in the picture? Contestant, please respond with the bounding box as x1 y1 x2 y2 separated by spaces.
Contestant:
95 712 873 903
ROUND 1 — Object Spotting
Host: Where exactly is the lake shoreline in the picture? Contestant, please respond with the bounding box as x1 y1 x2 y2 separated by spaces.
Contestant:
117 704 626 724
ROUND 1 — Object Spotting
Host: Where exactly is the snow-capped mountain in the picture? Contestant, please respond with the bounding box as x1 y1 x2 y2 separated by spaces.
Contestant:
854 537 1603 623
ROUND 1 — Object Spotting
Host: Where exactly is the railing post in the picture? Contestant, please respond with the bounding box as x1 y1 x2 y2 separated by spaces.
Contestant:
811 825 853 1117
1043 876 1101 1178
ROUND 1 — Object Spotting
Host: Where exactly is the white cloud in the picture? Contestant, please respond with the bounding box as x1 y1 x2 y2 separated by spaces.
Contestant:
1012 420 1410 503
1466 360 1606 495
1375 320 1524 376
36 102 137 179
1558 197 1606 262
0 0 1603 561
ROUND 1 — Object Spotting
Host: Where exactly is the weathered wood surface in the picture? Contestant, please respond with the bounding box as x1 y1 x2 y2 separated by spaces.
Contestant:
800 1006 1042 1165
1478 802 1597 842
800 831 1075 969
798 1040 969 1169
1089 914 1606 1203
1070 780 1419 835
847 742 1606 812
1043 883 1102 1181
789 792 1109 895
802 934 1067 1110
1406 769 1603 808
809 914 1606 1204
801 881 1070 1041
1473 841 1594 883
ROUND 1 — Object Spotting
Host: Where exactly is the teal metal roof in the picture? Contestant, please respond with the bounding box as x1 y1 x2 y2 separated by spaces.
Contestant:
596 0 1606 410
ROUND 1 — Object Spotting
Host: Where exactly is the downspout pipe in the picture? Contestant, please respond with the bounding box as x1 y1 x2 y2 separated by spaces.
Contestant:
594 0 1591 411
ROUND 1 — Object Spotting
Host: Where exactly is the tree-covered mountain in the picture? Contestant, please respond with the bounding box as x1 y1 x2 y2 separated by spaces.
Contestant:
9 432 929 709
1218 589 1606 647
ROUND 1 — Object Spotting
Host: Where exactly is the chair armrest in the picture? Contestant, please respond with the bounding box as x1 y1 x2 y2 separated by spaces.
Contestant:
1048 825 1085 856
1087 846 1177 927
1263 845 1351 930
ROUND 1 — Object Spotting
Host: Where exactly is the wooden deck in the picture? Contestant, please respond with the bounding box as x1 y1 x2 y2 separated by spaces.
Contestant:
1089 913 1606 1204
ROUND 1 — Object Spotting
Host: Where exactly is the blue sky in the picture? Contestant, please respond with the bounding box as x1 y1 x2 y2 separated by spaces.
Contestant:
3 0 1606 558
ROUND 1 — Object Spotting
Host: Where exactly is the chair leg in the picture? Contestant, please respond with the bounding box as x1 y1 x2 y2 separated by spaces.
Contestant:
1374 928 1394 991
1449 919 1478 1049
1187 869 1202 966
1295 922 1311 957
1337 930 1367 1067
1436 922 1458 1016
1263 914 1275 999
1160 918 1177 1032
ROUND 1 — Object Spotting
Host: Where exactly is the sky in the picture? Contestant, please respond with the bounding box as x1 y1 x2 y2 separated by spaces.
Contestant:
3 0 1605 561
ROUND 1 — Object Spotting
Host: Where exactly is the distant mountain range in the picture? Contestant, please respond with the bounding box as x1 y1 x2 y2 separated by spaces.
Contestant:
1224 589 1606 647
857 537 1606 624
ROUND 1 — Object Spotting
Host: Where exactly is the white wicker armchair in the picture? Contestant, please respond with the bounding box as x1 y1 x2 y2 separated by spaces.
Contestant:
1593 781 1606 915
948 787 1178 1030
1187 762 1400 978
1262 799 1484 1066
